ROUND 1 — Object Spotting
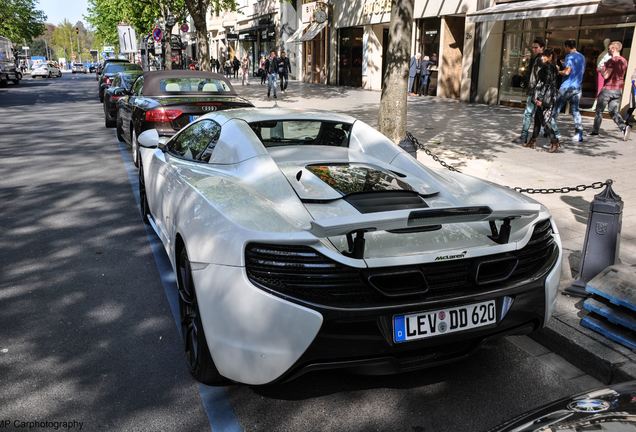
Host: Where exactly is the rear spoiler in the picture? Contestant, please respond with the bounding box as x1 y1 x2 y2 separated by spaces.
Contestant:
309 204 541 258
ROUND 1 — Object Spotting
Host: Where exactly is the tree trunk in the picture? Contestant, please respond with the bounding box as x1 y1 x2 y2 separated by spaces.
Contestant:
378 0 414 144
185 0 211 72
162 5 172 70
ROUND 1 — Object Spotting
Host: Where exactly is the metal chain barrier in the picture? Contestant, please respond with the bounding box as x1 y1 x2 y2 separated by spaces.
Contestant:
405 131 613 194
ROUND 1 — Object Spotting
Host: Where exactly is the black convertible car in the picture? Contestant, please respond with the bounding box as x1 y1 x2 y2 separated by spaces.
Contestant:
103 70 143 128
117 70 253 167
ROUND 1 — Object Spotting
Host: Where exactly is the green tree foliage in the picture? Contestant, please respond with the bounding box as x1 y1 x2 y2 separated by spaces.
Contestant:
51 21 76 61
86 0 161 48
0 0 47 42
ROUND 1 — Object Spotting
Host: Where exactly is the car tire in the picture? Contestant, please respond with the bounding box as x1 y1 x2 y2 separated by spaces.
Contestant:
48 72 52 78
176 246 226 385
99 93 104 103
105 116 116 128
138 164 151 225
116 119 125 142
132 129 140 168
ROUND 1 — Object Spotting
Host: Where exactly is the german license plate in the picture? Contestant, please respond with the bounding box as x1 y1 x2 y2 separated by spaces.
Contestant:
189 115 199 122
393 300 496 343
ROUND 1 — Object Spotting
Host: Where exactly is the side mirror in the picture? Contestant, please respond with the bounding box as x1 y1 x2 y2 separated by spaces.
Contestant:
138 129 160 149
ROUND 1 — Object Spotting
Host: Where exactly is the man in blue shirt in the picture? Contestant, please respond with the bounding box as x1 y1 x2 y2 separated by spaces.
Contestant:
551 39 586 142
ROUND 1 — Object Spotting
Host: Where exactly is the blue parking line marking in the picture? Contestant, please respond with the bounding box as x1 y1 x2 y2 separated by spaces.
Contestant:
117 141 243 432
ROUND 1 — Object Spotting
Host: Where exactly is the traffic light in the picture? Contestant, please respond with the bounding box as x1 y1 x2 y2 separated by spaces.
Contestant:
75 27 79 34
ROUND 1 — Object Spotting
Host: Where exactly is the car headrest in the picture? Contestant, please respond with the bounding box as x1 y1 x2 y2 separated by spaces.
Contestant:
202 83 218 92
165 83 181 92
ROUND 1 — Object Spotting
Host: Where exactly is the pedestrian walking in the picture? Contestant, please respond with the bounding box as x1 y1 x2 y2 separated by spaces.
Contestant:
596 38 611 97
418 55 432 96
233 56 240 79
264 50 279 99
278 50 291 92
512 38 545 144
407 53 421 96
241 55 250 86
526 48 560 153
591 40 628 139
224 58 232 78
258 55 266 85
551 39 586 143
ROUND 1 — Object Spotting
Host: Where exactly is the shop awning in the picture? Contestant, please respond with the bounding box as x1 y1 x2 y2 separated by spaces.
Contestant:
300 21 327 42
285 23 310 44
466 0 600 23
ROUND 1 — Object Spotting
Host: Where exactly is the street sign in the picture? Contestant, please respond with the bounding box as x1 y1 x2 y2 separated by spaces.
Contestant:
118 25 138 54
180 23 189 33
152 27 163 42
22 46 29 50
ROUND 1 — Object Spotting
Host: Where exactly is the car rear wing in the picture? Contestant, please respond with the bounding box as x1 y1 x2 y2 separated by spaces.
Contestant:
309 204 542 258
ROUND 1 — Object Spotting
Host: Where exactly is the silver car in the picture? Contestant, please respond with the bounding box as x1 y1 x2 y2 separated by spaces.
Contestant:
72 63 87 74
31 62 62 78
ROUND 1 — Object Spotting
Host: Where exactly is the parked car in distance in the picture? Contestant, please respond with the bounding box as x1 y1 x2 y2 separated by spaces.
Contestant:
89 63 98 73
31 61 62 79
136 107 562 386
95 58 129 80
489 380 636 431
72 63 87 74
98 61 141 102
103 70 143 128
0 36 21 86
118 70 253 166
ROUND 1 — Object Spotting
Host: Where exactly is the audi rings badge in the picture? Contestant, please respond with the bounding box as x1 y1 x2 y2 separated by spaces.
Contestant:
201 105 217 112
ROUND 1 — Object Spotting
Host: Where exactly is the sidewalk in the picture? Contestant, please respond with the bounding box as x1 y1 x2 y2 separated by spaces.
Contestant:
232 79 636 383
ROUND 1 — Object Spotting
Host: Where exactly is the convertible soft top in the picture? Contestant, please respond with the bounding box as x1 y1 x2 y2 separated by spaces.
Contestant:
205 107 357 125
141 70 237 96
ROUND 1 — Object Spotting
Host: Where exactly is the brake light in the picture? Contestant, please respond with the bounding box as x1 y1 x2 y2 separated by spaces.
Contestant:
111 95 121 101
145 108 183 122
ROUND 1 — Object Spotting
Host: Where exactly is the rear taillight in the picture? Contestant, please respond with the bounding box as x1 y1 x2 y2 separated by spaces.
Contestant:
145 108 183 122
111 95 121 101
104 77 112 85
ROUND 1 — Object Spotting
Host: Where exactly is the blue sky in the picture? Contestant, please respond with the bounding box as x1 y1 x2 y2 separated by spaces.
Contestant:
38 0 90 26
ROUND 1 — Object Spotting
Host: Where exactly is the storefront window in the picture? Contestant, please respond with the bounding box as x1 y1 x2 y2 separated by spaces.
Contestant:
498 15 635 109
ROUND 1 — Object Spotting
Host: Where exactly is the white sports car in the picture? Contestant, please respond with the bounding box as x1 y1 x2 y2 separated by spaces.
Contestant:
137 108 562 386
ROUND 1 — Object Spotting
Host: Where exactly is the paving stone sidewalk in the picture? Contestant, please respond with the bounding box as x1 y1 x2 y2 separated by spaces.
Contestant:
234 79 636 382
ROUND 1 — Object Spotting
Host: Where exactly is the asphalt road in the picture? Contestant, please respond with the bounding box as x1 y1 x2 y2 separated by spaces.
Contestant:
0 73 602 432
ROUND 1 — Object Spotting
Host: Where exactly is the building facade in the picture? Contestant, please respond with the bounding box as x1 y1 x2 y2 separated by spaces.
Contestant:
205 0 636 112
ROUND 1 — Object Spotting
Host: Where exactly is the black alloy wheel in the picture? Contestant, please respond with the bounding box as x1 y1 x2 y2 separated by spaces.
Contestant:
138 164 150 225
177 248 225 385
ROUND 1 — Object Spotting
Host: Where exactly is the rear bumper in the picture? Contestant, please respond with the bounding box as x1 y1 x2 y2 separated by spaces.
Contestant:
193 243 559 385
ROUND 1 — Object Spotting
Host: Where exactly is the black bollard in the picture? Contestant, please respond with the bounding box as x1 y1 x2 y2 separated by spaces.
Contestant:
399 134 418 158
565 180 623 297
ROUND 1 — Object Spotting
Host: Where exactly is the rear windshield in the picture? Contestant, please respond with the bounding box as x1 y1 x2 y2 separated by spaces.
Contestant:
103 63 142 74
159 78 233 94
306 164 414 195
249 120 352 147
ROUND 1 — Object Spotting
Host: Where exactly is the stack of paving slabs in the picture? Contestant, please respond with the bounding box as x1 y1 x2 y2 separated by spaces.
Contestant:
580 264 636 350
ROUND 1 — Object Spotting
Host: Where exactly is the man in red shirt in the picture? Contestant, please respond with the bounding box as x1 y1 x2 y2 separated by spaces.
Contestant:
591 40 628 139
